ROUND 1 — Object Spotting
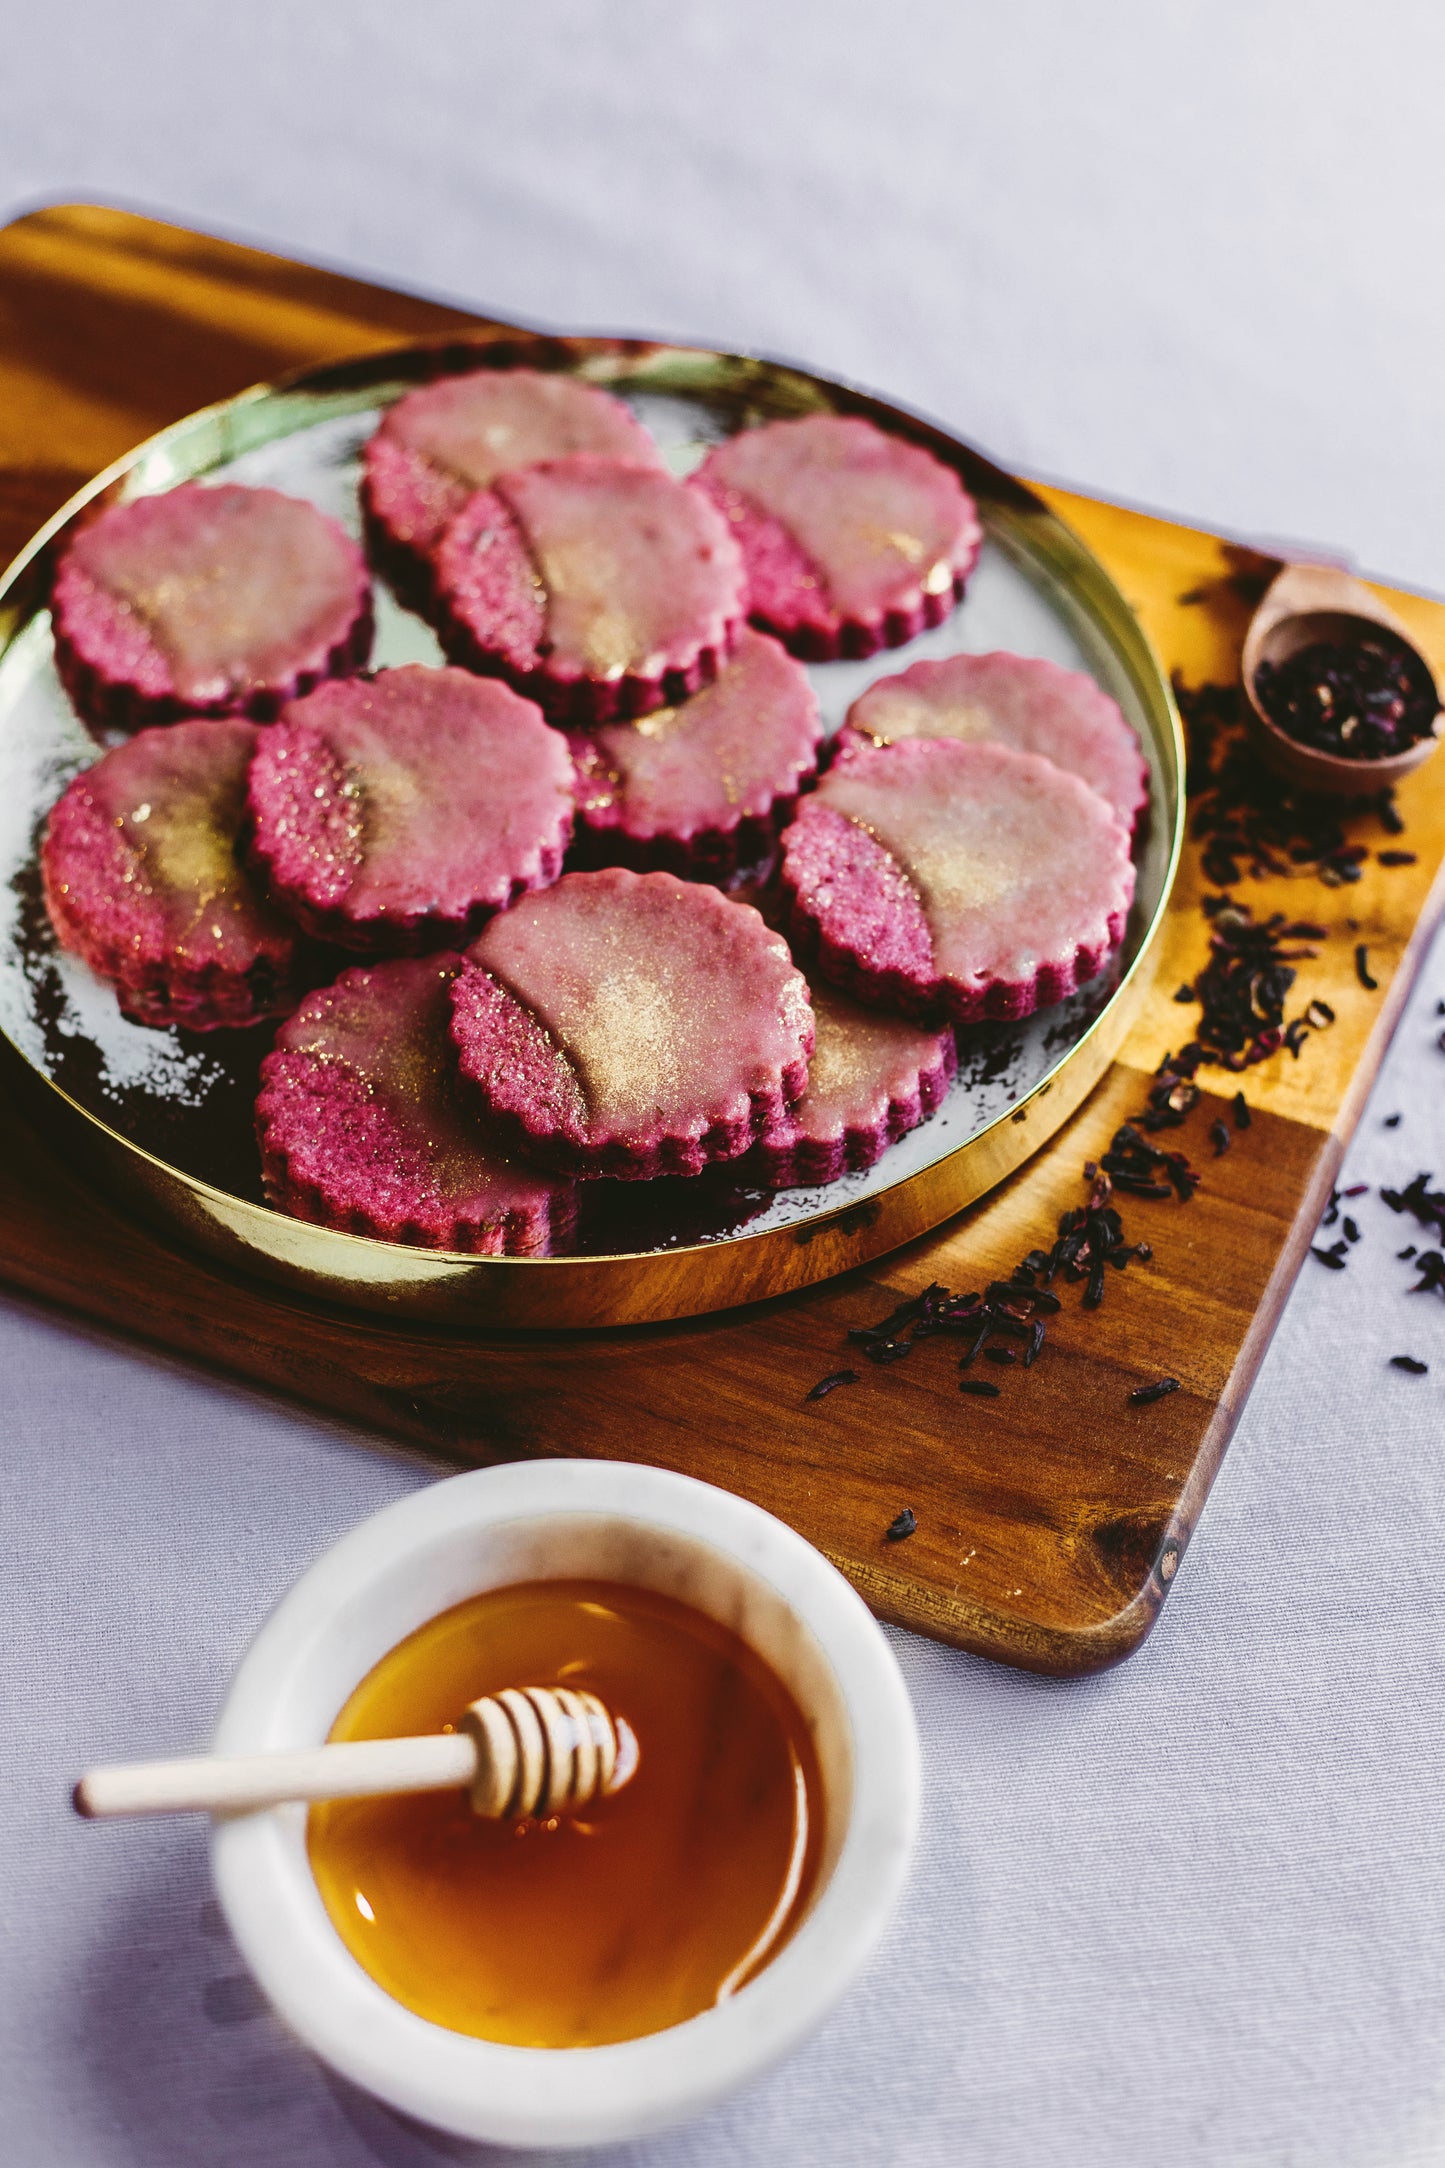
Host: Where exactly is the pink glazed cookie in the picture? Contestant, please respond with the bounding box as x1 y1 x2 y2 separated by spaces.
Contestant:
431 456 744 724
362 368 663 611
692 414 981 660
781 738 1135 1023
256 953 576 1254
839 651 1148 832
52 483 372 734
449 869 813 1179
569 628 823 877
246 666 574 952
41 717 306 1031
743 973 956 1187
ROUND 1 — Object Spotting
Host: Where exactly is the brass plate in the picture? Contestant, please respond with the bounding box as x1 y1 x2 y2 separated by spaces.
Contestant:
0 332 1183 1328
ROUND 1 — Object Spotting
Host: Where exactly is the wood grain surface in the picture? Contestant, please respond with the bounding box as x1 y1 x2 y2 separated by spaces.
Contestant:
3 202 1443 1674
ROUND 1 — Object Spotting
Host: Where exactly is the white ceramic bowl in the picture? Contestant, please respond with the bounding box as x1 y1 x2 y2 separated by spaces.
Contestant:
211 1459 920 2150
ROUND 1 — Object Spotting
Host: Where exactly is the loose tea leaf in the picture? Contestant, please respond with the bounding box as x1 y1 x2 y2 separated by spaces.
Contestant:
1174 674 1405 888
1253 634 1438 761
806 1369 859 1402
1129 1377 1180 1405
1169 896 1329 1074
1380 1172 1445 1242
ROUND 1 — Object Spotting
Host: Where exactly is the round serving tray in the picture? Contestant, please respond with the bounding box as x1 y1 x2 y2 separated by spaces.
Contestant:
0 330 1182 1328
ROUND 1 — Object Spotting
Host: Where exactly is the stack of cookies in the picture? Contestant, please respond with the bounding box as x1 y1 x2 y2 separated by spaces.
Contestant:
39 367 1144 1256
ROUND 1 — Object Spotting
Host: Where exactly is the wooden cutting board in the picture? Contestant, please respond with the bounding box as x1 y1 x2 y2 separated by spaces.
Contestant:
4 203 1442 1674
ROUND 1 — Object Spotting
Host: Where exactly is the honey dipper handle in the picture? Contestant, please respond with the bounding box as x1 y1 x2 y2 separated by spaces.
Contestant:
73 1732 477 1819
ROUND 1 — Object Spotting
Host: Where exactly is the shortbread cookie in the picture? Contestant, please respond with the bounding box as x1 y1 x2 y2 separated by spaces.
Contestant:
431 456 744 724
247 666 573 951
52 483 372 733
569 629 822 876
781 738 1134 1023
743 974 956 1187
840 650 1148 831
692 414 980 660
257 953 576 1254
449 869 813 1178
362 367 662 610
41 717 305 1030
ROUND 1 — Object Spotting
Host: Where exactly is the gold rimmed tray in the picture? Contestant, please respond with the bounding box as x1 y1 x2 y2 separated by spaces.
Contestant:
0 332 1182 1329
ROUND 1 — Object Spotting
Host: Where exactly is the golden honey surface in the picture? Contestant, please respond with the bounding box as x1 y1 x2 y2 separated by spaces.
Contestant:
308 1579 825 2047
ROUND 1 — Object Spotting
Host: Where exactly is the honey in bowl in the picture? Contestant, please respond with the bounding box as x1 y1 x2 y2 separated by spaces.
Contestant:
308 1579 825 2048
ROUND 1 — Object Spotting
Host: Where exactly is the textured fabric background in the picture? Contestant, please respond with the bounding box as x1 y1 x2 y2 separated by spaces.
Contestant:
3 6 1445 2163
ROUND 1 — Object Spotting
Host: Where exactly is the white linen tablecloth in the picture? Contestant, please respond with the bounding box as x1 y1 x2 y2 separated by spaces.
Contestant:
4 6 1445 2162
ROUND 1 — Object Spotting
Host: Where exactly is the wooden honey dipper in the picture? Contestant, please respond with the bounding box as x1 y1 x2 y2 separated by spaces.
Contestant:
74 1686 638 1821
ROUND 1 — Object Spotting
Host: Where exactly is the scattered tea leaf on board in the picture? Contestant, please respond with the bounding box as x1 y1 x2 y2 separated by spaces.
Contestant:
805 1369 858 1403
1129 1377 1180 1406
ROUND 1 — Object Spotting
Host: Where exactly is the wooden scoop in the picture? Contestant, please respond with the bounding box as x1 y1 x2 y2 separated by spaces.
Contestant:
1241 562 1443 796
74 1685 638 1821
